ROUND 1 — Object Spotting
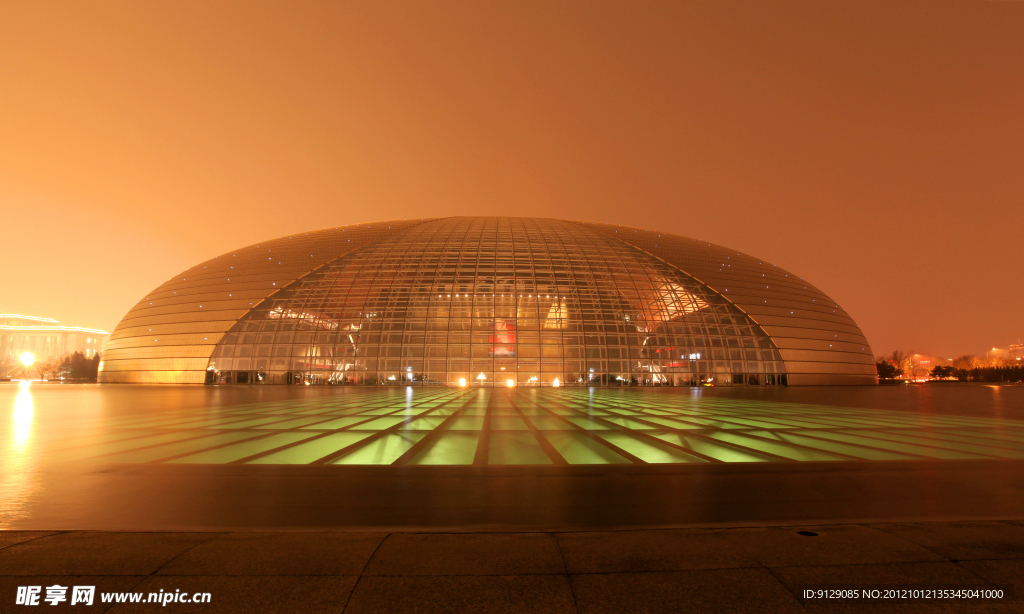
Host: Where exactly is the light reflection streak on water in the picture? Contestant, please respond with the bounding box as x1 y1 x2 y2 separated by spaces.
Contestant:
392 385 415 419
1 381 39 528
13 380 34 450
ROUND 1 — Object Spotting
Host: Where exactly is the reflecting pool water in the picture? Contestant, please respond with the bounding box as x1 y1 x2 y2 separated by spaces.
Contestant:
4 383 1024 468
3 383 1023 530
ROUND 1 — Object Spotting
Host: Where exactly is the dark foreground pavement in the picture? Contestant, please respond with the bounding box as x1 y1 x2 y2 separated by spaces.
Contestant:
10 459 1024 531
2 521 1021 613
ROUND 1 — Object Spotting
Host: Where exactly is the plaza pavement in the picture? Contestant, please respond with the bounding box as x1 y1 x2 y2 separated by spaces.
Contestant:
2 521 1022 613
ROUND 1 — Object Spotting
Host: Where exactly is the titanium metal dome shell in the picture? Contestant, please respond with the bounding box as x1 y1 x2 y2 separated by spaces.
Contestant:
99 217 875 386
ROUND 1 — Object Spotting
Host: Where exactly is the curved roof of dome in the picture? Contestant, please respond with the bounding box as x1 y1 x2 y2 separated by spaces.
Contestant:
99 217 874 385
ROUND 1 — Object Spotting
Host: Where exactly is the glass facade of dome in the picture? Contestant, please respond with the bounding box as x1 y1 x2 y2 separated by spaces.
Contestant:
99 217 875 386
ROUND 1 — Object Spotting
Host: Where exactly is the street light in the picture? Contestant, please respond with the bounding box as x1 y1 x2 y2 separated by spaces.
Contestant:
19 352 35 381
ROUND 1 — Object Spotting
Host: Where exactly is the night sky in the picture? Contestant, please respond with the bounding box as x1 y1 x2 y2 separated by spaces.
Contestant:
1 1 1020 357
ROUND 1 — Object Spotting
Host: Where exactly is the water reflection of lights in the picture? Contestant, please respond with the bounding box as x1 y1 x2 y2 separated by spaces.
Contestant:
14 380 34 449
2 380 38 529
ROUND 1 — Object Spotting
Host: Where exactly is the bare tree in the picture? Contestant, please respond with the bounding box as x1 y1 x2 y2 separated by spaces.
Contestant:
36 358 62 380
951 355 974 370
886 351 914 380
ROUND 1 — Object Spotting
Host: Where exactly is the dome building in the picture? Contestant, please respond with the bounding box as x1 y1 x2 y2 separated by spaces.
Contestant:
99 217 875 386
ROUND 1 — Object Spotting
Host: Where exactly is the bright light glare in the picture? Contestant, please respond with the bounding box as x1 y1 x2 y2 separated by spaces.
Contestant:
552 378 560 387
506 379 515 387
476 372 486 380
19 352 34 367
458 378 467 387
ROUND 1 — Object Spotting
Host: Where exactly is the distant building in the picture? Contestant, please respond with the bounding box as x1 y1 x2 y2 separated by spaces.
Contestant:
0 314 109 368
986 347 1013 363
906 353 944 381
1009 343 1023 362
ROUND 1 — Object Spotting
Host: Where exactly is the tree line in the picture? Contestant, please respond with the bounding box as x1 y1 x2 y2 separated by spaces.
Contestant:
876 350 1023 383
56 351 101 380
1 351 101 380
927 365 1023 383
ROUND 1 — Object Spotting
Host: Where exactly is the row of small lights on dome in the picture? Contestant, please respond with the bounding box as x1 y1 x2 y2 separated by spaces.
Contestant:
455 375 561 388
439 294 566 298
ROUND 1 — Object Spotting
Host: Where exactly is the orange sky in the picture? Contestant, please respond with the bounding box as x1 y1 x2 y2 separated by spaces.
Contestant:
1 1 1021 358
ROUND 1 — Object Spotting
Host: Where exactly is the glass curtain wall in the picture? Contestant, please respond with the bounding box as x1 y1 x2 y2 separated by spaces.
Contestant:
207 218 784 385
